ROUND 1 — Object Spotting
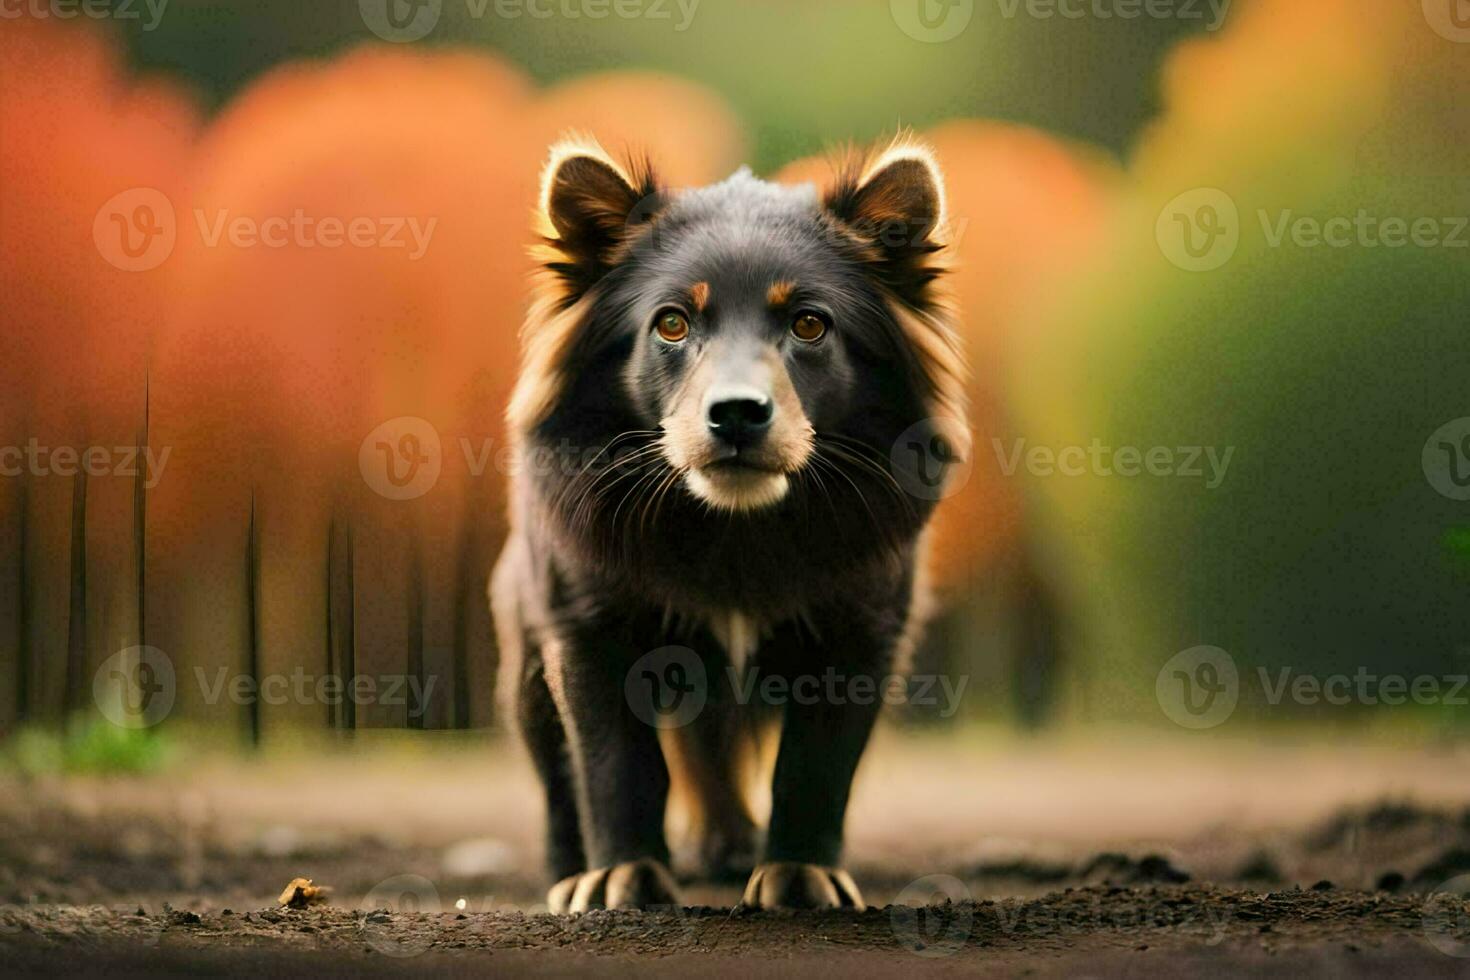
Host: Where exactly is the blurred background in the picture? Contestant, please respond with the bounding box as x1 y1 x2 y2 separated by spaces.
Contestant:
1 1 1469 771
6 1 1470 941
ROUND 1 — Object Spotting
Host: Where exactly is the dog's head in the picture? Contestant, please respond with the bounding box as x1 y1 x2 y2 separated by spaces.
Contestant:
510 136 968 518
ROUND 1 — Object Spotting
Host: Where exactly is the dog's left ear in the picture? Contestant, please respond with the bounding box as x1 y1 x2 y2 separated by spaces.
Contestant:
537 138 662 302
824 141 948 304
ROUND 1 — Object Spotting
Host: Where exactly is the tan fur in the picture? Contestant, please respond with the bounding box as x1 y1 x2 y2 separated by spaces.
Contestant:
689 281 711 312
766 279 795 307
885 297 972 466
825 133 970 467
660 724 758 862
659 347 815 512
506 289 597 440
510 136 649 439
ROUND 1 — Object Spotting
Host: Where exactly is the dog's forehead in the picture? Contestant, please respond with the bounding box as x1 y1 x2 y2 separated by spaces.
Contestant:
637 171 832 290
673 167 820 217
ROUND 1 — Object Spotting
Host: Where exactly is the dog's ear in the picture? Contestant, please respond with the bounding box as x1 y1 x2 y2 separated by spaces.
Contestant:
824 139 948 304
537 139 661 302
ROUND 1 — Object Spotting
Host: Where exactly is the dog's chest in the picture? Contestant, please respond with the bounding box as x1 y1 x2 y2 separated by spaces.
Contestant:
704 609 761 674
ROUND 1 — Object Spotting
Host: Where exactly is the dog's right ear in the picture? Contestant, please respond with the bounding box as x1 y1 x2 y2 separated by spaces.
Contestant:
537 139 661 302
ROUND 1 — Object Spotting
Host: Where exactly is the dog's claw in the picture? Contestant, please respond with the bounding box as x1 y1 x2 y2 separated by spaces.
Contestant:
547 858 681 913
739 861 865 911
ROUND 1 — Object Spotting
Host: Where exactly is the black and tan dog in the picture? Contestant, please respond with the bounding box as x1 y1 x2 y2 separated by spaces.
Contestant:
492 135 968 912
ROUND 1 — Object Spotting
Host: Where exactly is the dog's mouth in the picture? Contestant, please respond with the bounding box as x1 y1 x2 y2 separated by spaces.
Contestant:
703 452 783 475
684 453 792 512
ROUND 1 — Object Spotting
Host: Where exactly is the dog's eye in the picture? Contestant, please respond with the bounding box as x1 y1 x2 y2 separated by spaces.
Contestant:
790 311 829 343
655 310 690 343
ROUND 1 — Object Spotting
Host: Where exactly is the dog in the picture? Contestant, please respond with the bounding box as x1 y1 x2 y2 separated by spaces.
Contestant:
491 134 968 912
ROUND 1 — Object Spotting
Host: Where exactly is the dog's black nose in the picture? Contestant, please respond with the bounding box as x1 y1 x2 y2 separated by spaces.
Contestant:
706 386 773 447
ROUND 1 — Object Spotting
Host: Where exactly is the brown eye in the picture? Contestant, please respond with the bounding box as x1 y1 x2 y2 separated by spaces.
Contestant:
656 310 689 343
790 311 828 343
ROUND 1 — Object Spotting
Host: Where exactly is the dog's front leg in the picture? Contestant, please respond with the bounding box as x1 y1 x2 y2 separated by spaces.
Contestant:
740 601 909 912
541 627 680 913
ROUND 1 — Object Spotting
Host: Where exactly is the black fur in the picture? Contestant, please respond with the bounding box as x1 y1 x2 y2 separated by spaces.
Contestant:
494 146 963 908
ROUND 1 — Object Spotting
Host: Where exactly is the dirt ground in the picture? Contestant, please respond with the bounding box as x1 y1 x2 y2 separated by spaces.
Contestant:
3 731 1470 977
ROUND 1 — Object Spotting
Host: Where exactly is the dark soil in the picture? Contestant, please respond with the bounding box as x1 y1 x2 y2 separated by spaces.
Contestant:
3 739 1469 976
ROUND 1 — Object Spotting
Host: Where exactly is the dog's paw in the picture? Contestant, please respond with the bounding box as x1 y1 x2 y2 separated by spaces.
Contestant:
739 862 865 911
546 859 681 913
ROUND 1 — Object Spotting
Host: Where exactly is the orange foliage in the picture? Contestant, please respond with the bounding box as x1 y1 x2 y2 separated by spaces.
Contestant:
2 22 745 727
0 16 198 441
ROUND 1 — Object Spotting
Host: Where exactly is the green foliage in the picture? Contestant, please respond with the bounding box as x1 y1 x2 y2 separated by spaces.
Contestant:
3 717 171 776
